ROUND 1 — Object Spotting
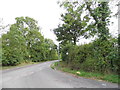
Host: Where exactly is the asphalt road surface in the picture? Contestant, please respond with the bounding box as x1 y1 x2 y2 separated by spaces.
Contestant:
0 60 118 88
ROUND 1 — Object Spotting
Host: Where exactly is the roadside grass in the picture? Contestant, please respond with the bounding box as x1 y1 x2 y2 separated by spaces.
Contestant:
0 61 40 70
51 61 119 84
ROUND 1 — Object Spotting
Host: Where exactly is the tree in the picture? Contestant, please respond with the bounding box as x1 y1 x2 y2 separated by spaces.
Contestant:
44 39 58 60
2 24 27 66
2 16 58 65
84 1 117 73
13 17 45 62
54 1 90 45
27 29 45 62
85 1 111 40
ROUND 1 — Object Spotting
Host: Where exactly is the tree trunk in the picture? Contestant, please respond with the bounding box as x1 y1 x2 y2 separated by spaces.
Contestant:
73 37 76 45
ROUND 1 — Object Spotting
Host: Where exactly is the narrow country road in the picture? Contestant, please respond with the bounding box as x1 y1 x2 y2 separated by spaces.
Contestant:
0 60 118 88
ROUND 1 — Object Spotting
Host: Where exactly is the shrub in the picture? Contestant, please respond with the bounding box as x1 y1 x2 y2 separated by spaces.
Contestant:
61 37 118 74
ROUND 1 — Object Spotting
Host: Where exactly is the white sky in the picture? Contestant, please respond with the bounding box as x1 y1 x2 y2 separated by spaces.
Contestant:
0 0 119 45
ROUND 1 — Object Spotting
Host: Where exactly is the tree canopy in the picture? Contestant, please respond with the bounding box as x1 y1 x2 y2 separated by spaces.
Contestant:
54 1 90 45
2 17 58 66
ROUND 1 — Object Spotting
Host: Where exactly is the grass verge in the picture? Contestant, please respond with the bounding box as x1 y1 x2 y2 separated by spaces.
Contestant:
51 61 119 84
0 61 40 70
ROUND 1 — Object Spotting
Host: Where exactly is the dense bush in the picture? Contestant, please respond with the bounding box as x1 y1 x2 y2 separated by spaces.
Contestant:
61 37 118 74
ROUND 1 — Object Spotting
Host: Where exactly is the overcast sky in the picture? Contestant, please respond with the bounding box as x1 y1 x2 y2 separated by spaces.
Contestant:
0 0 118 45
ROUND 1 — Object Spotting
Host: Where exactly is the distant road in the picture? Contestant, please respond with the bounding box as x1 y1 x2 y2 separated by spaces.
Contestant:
0 60 118 88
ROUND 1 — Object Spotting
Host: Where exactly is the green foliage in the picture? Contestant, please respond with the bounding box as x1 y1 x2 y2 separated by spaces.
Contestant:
44 39 58 60
85 1 111 39
2 24 27 66
0 37 2 64
54 0 118 75
61 37 118 74
2 16 58 66
53 61 119 83
54 1 89 45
